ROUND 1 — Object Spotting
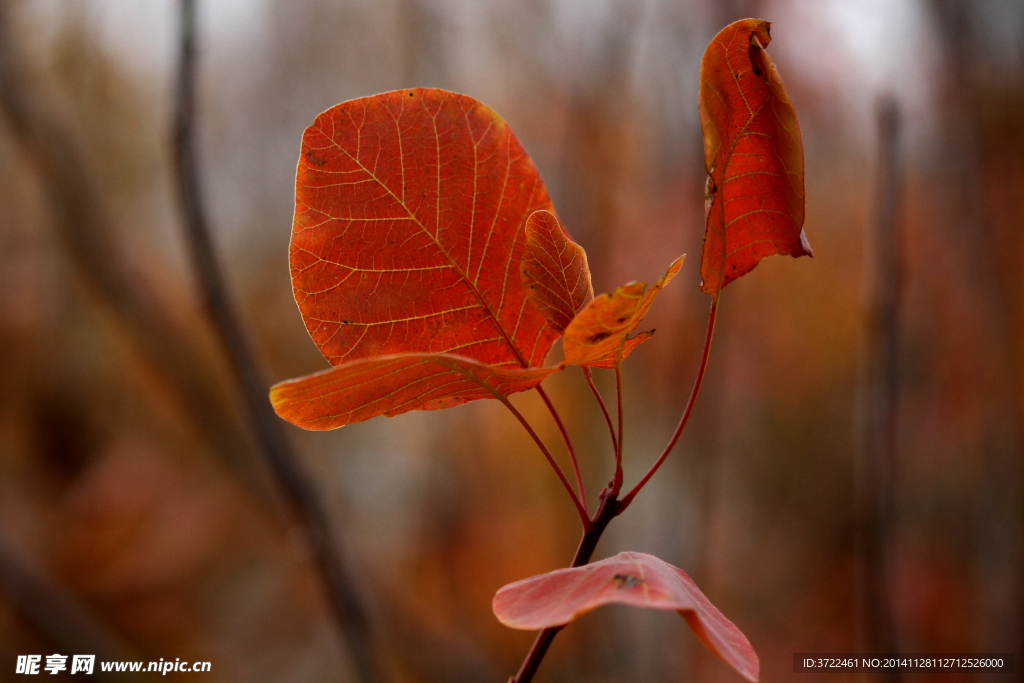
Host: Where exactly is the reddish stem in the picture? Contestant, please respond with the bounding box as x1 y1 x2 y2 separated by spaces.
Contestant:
536 385 588 515
618 298 718 512
613 366 624 491
499 398 592 530
430 358 591 529
583 367 618 455
509 299 721 682
511 489 619 683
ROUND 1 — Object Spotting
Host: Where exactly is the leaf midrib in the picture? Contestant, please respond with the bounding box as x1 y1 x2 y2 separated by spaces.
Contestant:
318 109 532 369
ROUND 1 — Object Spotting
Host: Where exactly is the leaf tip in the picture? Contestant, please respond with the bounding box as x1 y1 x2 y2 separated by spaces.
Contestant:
746 18 772 49
666 254 685 279
798 229 814 257
681 610 760 682
268 381 289 417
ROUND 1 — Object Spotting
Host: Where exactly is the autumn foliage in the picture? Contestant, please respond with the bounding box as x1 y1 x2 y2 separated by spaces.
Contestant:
272 17 808 682
494 552 759 682
273 89 559 426
699 18 811 295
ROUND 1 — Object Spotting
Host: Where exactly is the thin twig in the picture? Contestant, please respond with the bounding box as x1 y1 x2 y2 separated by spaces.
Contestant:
618 299 718 512
500 398 593 529
510 299 720 682
583 367 618 454
0 538 150 683
511 489 618 683
509 299 720 680
172 2 378 681
614 366 624 489
855 96 904 678
428 358 592 528
0 0 274 503
535 386 588 514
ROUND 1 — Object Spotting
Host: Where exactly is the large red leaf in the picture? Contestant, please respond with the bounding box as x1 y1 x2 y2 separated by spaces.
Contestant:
521 210 593 333
292 88 558 370
271 354 558 430
699 19 811 297
493 551 758 682
275 89 564 429
561 256 683 368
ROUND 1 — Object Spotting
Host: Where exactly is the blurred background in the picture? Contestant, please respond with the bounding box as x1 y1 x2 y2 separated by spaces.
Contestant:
0 0 1021 681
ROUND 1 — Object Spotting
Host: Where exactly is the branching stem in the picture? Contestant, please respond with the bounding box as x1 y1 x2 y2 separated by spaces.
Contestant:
500 398 593 531
583 367 618 455
619 298 719 511
511 489 619 683
429 359 591 530
509 299 719 682
536 386 588 514
173 3 378 681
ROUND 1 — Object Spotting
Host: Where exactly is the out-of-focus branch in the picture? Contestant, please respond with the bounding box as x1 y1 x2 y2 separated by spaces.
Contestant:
0 1 275 503
0 537 150 683
925 1 1024 664
855 96 904 680
171 2 379 682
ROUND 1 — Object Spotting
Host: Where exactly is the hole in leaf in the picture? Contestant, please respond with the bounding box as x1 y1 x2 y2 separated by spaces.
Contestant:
613 574 644 589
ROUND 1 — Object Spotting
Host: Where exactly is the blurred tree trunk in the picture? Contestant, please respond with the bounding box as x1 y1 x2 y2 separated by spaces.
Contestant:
925 0 1024 666
856 97 904 682
0 0 274 503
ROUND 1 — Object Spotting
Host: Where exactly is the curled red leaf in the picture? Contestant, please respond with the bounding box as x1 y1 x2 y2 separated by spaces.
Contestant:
699 19 811 297
561 256 683 368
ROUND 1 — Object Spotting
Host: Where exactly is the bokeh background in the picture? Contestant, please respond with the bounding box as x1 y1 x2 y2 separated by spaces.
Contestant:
0 0 1021 681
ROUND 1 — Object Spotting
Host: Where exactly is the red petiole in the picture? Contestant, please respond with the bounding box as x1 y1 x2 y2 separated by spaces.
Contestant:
583 367 618 455
536 385 588 515
618 297 718 511
509 296 721 682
